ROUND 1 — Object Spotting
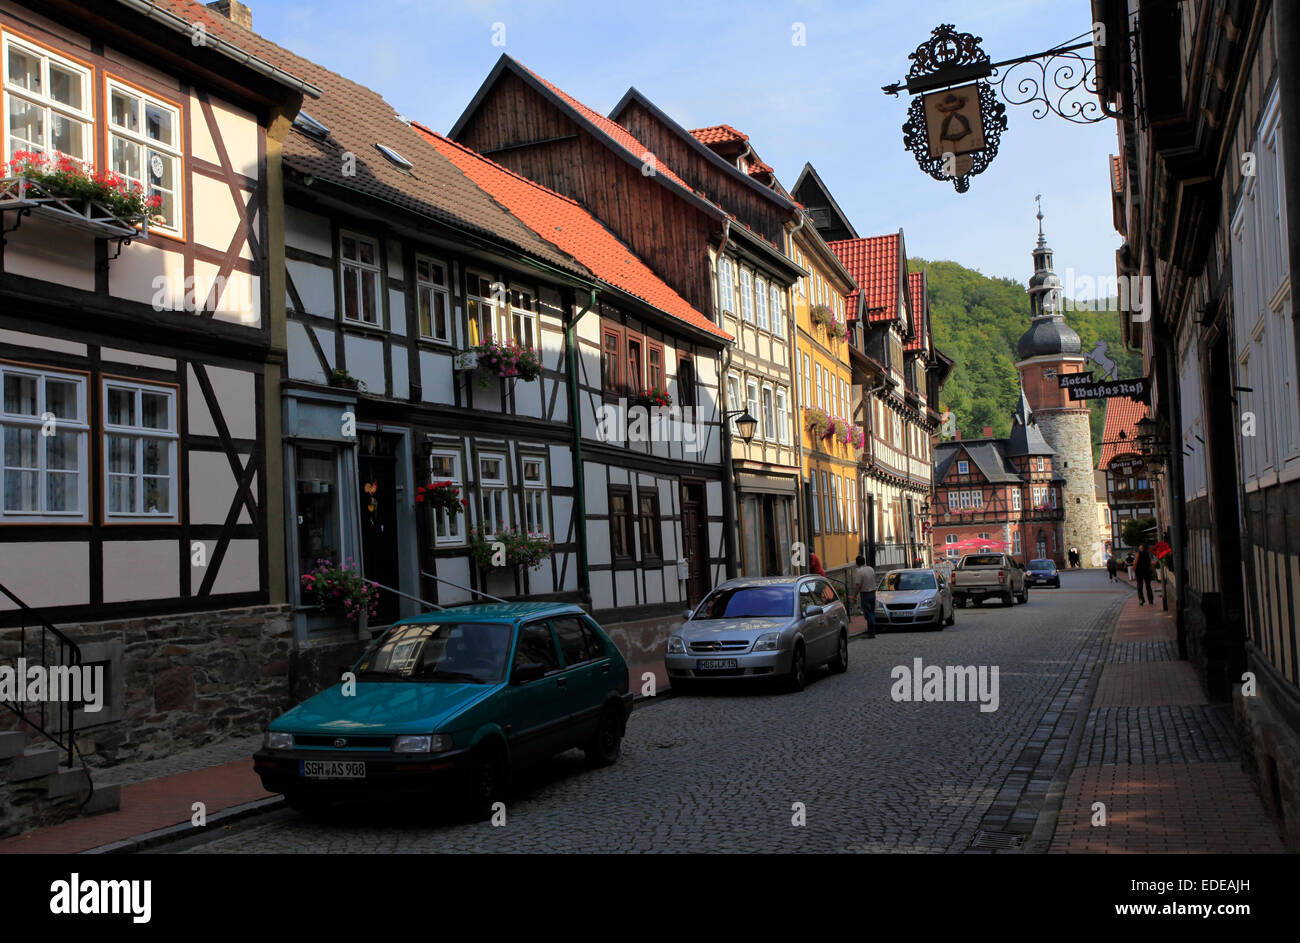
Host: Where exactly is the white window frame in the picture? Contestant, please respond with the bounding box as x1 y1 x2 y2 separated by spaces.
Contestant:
746 378 760 432
101 378 178 521
509 285 539 351
801 353 810 408
467 271 505 345
740 268 755 323
815 364 824 409
761 383 775 442
478 453 509 536
971 490 983 509
771 285 785 337
809 474 820 534
959 460 969 476
959 490 972 509
775 388 790 445
106 78 182 233
2 36 92 163
1 364 89 521
1012 489 1022 511
947 490 959 510
521 455 548 537
755 276 769 331
340 232 383 327
718 257 735 314
428 449 465 546
1013 531 1022 555
727 372 742 433
416 255 452 344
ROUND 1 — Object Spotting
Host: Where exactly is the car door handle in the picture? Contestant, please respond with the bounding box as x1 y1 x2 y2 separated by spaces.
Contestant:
556 678 567 688
601 664 610 674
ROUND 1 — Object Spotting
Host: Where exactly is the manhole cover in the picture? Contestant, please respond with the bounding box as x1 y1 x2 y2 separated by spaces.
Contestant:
969 830 1025 850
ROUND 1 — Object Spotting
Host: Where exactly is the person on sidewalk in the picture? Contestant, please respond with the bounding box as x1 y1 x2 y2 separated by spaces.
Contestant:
1125 552 1135 581
851 555 877 638
1134 544 1155 605
1106 553 1118 582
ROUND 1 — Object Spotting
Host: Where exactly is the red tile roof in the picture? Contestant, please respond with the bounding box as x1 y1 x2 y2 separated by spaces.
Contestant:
905 270 927 352
690 124 749 145
1110 155 1124 193
416 125 730 341
516 61 695 193
1099 396 1149 467
827 233 903 323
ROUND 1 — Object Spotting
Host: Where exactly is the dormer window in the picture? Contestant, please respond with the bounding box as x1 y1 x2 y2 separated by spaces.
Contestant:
957 460 969 475
293 111 330 140
375 143 412 171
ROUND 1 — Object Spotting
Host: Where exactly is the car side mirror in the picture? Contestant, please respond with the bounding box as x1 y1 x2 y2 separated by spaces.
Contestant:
512 663 547 685
682 610 694 621
802 604 823 619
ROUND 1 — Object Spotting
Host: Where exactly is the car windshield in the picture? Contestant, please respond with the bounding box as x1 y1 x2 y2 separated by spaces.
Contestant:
693 586 793 619
880 571 937 591
1028 560 1054 570
961 554 1004 567
354 621 512 683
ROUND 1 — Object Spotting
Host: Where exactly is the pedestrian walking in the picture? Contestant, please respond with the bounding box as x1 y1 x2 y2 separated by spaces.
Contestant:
851 554 877 638
1106 553 1118 582
1134 544 1155 605
1125 552 1135 581
809 552 826 577
1069 546 1080 568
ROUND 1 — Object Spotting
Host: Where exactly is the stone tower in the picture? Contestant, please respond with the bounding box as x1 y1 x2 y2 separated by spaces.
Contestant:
1015 200 1104 564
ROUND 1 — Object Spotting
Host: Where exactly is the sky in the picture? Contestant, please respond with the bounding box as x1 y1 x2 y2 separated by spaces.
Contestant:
250 0 1121 290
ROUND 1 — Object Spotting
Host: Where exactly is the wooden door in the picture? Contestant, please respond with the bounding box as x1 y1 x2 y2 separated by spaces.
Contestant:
681 483 708 606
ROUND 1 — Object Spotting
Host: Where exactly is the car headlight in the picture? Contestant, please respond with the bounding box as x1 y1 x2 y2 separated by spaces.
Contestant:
751 632 781 652
918 597 938 609
263 731 293 750
874 599 886 611
666 636 686 654
393 734 453 754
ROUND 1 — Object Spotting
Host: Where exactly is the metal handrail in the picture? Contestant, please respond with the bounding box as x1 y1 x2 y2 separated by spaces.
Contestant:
420 572 509 604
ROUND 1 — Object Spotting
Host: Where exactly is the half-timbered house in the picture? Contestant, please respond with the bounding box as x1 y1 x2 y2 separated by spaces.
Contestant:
0 0 313 825
449 58 803 584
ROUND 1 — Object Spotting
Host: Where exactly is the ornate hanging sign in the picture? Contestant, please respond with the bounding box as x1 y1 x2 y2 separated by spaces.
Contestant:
884 23 1116 193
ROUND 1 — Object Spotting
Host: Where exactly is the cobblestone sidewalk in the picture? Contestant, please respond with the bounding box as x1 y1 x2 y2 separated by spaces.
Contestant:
1049 591 1285 853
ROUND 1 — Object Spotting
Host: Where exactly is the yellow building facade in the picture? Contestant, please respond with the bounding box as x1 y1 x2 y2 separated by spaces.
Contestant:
789 226 861 581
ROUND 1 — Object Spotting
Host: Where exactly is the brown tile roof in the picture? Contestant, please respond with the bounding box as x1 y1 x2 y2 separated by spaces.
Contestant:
1110 155 1124 193
905 270 927 352
827 233 903 322
1099 396 1149 467
415 125 729 341
153 1 584 275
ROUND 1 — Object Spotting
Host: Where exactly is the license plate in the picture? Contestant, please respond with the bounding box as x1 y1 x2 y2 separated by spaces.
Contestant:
300 760 366 780
697 659 739 671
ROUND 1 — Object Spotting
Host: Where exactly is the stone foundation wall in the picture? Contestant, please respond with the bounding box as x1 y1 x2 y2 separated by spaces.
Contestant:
0 604 293 769
1234 670 1300 851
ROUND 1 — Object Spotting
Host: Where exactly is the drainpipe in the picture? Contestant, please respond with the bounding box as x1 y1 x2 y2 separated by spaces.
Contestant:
715 220 742 579
566 288 596 606
788 210 807 570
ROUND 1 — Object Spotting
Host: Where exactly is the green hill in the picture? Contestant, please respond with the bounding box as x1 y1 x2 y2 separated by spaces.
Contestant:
911 257 1142 466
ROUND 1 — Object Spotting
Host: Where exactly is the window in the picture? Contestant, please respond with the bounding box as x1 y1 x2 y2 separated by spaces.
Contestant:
103 380 177 520
521 457 548 536
626 336 643 393
638 490 662 560
1013 531 1022 555
740 269 755 323
959 491 972 509
515 621 560 672
801 353 810 407
726 373 742 431
107 80 181 231
822 471 831 532
809 475 820 534
647 343 663 391
1012 489 1022 511
831 476 841 532
1 364 87 520
551 616 603 666
341 233 382 326
509 288 537 350
957 460 969 475
602 328 621 394
762 385 775 441
609 486 634 561
815 364 824 409
746 379 760 432
775 389 789 445
946 534 959 558
1037 456 1045 472
416 256 451 343
755 277 769 330
1032 485 1046 508
770 285 785 337
971 490 983 509
717 257 735 314
3 38 91 161
947 490 959 510
467 272 504 344
428 450 464 545
478 454 508 535
677 355 696 409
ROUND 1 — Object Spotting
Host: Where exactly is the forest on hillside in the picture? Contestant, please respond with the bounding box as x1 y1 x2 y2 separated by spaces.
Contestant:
912 257 1143 466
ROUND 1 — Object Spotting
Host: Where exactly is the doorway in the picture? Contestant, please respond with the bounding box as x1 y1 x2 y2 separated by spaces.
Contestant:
358 430 402 626
680 482 710 605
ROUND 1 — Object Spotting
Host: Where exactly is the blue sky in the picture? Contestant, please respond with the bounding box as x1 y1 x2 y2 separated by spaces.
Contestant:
253 0 1120 289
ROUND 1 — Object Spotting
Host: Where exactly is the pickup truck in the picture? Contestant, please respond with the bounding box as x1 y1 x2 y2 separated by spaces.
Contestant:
952 553 1028 607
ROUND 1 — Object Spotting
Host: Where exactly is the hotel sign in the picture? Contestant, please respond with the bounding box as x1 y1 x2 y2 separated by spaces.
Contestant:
1059 374 1149 402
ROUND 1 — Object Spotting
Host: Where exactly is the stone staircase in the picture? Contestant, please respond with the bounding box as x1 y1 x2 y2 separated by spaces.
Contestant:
0 729 120 837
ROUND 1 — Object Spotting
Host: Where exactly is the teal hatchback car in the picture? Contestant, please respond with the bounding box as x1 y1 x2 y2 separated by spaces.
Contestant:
254 603 632 818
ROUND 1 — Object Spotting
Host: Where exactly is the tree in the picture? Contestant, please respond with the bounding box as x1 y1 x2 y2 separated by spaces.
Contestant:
1121 516 1158 549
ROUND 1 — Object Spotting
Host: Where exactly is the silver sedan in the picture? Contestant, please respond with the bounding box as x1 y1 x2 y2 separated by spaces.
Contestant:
874 568 954 630
665 576 850 692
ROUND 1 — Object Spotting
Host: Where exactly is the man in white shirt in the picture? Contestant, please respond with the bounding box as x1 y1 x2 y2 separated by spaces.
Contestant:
851 555 878 639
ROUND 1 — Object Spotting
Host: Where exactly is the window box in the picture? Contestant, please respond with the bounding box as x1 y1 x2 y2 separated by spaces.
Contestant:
631 386 672 409
2 152 161 240
809 304 833 329
468 525 554 571
463 340 542 390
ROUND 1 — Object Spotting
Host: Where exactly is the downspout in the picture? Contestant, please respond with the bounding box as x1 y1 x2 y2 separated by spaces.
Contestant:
788 210 807 569
565 287 596 606
716 219 741 579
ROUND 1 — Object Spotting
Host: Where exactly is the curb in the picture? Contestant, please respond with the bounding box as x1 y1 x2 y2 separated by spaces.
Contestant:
84 795 284 854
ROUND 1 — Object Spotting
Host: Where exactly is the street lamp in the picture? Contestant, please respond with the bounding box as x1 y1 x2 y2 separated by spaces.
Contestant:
724 409 758 444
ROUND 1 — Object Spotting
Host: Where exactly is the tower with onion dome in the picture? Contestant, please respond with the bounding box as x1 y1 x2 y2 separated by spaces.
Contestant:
1015 199 1105 565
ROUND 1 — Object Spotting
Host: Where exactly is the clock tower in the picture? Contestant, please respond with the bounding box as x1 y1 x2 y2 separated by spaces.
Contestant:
1015 200 1104 564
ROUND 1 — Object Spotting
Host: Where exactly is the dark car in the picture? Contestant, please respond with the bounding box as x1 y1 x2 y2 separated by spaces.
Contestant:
1025 558 1061 588
254 603 632 819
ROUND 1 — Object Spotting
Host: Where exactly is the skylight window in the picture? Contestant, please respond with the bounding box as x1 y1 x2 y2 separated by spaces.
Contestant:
293 111 330 140
375 143 412 171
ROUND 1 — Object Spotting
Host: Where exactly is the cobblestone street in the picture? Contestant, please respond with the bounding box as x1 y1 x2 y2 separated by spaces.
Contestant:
181 571 1133 854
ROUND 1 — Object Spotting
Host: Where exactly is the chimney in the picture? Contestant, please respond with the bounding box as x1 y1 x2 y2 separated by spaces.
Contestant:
982 426 993 438
954 430 961 441
207 0 253 30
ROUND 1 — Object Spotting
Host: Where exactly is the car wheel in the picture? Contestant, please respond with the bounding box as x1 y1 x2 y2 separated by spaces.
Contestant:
462 742 508 822
945 605 955 626
584 704 624 767
1003 592 1013 607
829 631 848 674
1053 579 1060 588
1018 587 1029 604
786 644 807 692
955 596 967 609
